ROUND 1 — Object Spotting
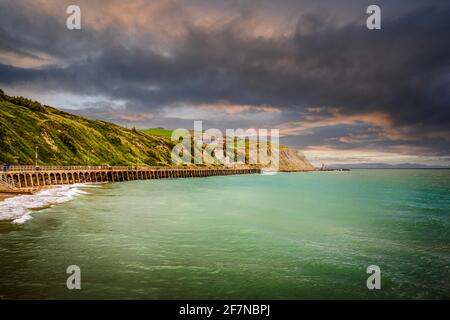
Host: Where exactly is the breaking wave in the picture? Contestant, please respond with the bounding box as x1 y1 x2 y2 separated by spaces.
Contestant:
0 184 97 224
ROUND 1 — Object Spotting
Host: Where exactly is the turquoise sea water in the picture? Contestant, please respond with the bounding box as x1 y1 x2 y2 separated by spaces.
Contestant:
0 169 449 299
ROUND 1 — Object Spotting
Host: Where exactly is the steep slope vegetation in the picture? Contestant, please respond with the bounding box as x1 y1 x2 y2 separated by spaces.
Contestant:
0 90 174 165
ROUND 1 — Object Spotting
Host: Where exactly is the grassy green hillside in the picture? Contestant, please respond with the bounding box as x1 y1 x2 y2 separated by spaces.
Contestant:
140 128 173 139
0 89 175 166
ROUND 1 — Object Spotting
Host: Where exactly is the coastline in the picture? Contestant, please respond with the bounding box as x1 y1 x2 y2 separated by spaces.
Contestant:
0 192 25 202
0 194 13 201
0 184 90 224
0 189 36 202
0 190 39 221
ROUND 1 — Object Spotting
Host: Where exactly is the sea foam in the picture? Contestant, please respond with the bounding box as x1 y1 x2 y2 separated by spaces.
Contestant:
0 184 96 224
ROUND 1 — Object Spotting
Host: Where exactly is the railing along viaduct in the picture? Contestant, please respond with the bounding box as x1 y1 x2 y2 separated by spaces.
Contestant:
0 165 261 192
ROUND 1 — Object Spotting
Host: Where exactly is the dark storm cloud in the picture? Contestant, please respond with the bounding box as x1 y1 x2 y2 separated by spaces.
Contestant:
0 0 449 160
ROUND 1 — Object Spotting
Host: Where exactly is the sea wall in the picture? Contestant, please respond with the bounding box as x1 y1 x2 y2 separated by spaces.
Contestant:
0 166 260 191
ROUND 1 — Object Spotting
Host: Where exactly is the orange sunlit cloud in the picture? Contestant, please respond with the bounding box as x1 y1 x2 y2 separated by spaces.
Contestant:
303 145 440 167
278 107 416 142
197 102 281 115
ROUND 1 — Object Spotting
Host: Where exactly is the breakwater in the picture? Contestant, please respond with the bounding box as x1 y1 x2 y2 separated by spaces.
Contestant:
0 165 261 192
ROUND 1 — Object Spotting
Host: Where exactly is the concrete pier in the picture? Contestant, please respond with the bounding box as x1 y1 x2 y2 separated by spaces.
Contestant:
0 165 261 192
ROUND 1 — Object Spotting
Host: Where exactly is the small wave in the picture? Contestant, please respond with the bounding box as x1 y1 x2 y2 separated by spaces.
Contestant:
0 184 95 224
260 171 278 175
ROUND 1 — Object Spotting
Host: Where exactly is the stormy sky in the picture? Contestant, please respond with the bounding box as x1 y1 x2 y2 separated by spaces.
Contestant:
0 0 449 166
